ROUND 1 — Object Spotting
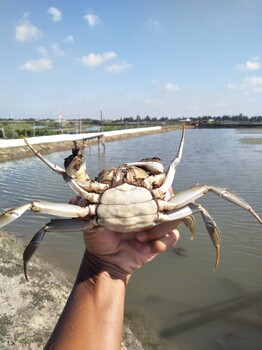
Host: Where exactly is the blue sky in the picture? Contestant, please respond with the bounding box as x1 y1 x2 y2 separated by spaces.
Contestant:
1 0 262 119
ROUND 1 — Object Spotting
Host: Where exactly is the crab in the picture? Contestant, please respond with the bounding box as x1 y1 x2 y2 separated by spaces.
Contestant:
0 125 261 280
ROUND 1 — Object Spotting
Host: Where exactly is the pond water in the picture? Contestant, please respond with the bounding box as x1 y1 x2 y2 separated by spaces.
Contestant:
1 128 262 350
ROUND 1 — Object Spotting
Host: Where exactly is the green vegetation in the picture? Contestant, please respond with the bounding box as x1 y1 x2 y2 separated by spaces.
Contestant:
240 138 262 144
1 113 262 139
0 117 162 139
0 119 81 138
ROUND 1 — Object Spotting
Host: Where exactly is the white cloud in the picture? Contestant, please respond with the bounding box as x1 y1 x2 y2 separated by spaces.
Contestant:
80 52 117 67
106 62 133 73
64 35 74 44
15 21 42 42
47 7 62 22
164 82 180 91
228 76 262 95
83 12 101 26
236 60 261 71
51 43 65 57
19 58 53 72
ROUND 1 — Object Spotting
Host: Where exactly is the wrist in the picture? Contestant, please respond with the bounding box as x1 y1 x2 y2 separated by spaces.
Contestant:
75 249 132 286
46 250 128 349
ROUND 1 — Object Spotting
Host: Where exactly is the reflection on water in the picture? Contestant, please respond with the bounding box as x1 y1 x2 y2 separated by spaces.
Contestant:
0 128 262 350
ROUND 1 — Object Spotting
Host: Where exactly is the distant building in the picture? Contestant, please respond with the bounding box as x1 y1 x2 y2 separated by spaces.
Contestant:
179 118 192 123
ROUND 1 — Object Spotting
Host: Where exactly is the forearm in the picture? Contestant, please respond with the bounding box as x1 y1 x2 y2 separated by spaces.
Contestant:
44 223 180 349
45 251 128 350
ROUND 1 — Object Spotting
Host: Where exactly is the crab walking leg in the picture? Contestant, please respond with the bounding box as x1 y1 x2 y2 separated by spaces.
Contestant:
158 204 200 242
23 227 46 281
23 218 97 281
63 174 101 202
161 203 221 271
0 201 96 229
159 203 201 221
0 204 32 227
197 203 221 271
153 124 185 198
24 138 108 197
210 186 262 224
29 201 94 217
182 215 196 239
63 175 107 201
158 184 262 224
24 138 65 175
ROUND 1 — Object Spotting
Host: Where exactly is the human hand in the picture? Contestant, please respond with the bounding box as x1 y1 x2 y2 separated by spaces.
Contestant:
70 190 180 282
82 221 180 280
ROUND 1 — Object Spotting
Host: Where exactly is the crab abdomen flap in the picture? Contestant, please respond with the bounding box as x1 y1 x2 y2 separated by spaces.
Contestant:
96 183 158 231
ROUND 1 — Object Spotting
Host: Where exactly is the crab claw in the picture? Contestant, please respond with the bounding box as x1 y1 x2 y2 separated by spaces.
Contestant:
64 142 87 178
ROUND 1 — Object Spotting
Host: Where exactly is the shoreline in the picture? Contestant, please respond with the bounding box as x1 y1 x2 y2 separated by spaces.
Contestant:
0 125 182 163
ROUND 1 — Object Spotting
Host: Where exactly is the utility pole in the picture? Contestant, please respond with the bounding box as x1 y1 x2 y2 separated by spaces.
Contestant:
79 110 81 133
100 110 103 131
76 111 81 133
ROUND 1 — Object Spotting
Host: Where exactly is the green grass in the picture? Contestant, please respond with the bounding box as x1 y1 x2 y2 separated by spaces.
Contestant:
240 137 262 144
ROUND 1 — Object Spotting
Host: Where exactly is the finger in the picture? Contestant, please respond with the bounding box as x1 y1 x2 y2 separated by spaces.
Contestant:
78 198 88 207
136 221 181 242
164 187 174 200
147 229 180 254
69 196 81 205
69 196 88 207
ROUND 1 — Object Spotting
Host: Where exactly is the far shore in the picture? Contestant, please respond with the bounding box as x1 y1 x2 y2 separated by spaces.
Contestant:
0 125 183 163
1 125 261 164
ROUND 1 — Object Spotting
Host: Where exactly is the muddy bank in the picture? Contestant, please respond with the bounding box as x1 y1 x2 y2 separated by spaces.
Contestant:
0 126 182 163
0 231 146 350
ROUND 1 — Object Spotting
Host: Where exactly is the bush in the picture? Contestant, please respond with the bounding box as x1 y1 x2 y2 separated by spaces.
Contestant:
4 128 19 139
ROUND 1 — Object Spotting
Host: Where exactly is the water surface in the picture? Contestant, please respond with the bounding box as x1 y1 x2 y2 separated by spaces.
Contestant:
0 128 261 349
